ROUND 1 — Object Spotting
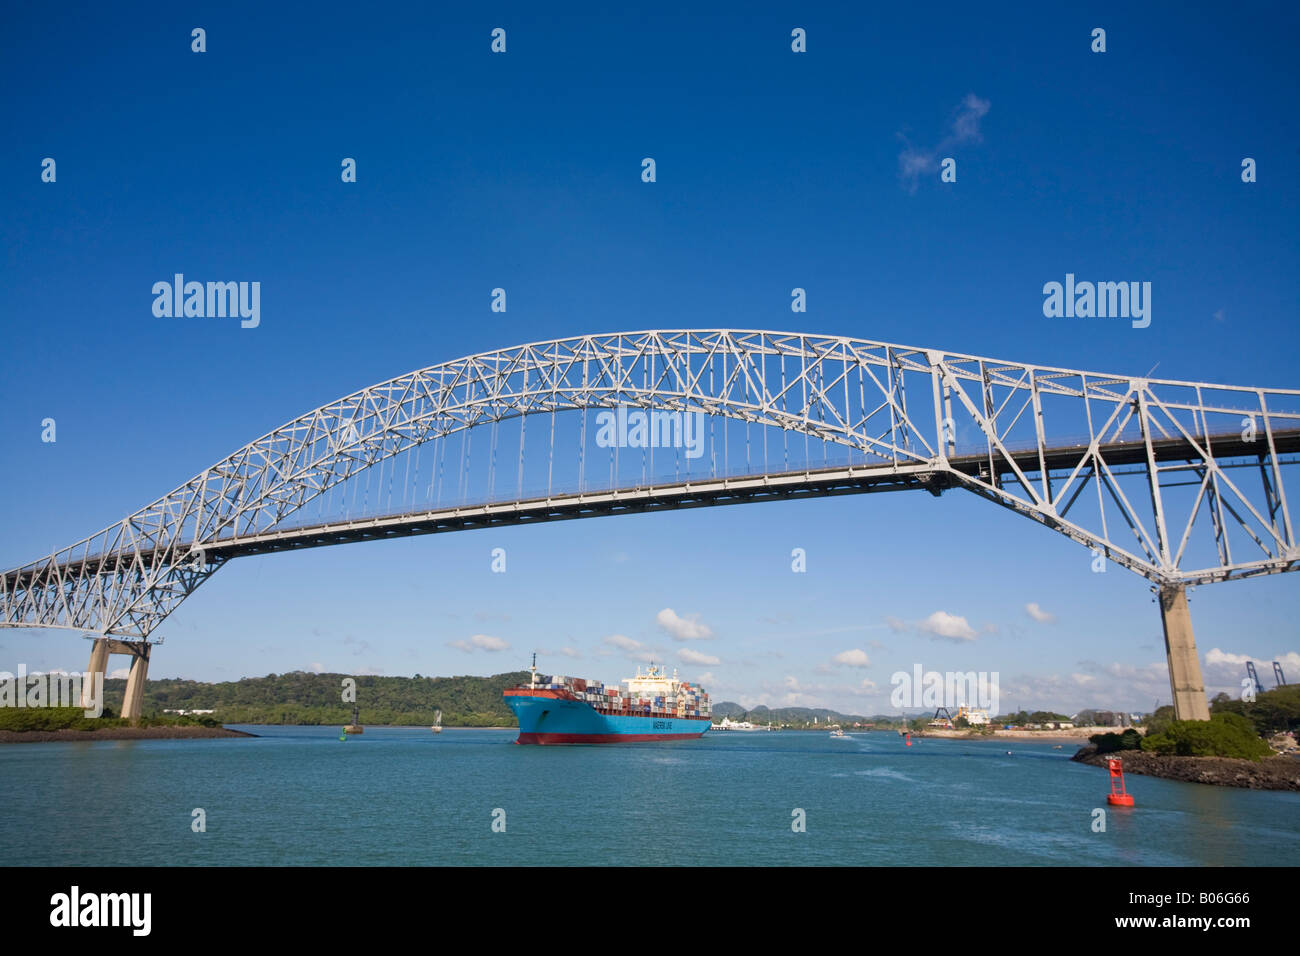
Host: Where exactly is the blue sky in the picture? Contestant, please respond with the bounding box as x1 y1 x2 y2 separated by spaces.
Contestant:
2 2 1298 714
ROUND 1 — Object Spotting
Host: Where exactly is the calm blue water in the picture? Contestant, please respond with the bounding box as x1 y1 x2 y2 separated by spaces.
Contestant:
2 727 1296 866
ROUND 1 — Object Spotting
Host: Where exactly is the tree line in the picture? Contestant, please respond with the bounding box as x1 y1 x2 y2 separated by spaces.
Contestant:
99 671 531 726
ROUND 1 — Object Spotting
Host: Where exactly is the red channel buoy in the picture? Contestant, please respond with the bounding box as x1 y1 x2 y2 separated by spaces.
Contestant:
1106 757 1135 806
904 732 912 747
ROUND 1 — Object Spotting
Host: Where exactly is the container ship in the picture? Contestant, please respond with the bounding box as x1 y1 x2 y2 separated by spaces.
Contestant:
504 660 712 744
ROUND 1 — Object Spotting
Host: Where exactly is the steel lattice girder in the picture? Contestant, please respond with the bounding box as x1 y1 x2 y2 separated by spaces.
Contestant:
2 329 1297 640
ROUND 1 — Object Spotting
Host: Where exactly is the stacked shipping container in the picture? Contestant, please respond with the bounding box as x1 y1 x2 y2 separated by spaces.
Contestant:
537 673 711 720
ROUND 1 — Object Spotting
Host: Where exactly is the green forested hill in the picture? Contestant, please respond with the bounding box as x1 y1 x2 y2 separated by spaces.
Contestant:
102 671 529 726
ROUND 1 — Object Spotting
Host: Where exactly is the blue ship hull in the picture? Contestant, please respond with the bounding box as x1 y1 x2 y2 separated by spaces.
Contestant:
505 692 711 744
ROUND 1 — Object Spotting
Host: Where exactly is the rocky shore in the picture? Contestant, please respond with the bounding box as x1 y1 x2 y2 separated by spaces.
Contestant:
1072 744 1300 791
918 726 1111 741
0 726 257 744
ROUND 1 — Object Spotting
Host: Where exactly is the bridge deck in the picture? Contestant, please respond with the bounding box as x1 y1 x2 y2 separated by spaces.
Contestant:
4 427 1296 584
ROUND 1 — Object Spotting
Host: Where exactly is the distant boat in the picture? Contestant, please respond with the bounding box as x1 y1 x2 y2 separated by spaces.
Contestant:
829 729 850 739
711 716 760 732
432 709 442 734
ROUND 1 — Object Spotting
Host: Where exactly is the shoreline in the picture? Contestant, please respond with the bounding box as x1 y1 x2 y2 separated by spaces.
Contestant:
911 727 1114 742
0 726 257 744
1071 744 1300 791
224 724 519 732
0 724 520 743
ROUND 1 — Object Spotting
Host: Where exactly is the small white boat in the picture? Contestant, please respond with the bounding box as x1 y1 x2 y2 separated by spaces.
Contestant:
829 728 850 739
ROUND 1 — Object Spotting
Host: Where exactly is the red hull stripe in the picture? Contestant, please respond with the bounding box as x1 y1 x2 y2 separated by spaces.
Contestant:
516 732 706 744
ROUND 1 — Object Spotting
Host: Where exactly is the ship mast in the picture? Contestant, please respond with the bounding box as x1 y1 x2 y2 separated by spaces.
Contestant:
530 652 538 689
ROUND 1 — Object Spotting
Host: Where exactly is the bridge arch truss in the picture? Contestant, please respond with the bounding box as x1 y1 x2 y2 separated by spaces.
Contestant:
3 329 1298 645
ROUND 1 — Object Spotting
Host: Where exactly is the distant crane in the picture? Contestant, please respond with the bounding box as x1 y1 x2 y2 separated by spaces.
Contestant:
1246 661 1266 697
1245 660 1288 694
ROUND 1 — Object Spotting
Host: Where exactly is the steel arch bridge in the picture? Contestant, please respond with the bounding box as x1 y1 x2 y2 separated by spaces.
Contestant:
4 329 1299 720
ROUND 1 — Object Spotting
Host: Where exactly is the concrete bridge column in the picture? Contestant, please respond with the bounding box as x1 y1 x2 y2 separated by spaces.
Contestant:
119 642 151 726
87 639 152 725
81 638 110 709
1159 585 1210 721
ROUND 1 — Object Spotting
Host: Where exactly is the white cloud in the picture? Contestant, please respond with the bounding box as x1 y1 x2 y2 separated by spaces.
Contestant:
898 93 991 192
951 93 991 141
602 634 657 663
898 150 937 184
1206 648 1253 667
754 674 885 710
999 659 1172 712
679 648 720 666
1204 648 1300 676
832 649 871 668
603 634 642 651
1025 602 1055 623
656 608 713 641
309 661 325 674
447 633 510 653
916 611 977 642
109 667 130 679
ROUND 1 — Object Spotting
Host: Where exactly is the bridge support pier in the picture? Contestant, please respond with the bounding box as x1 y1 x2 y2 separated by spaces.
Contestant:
83 638 152 725
81 638 110 710
120 642 151 725
1159 585 1210 721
